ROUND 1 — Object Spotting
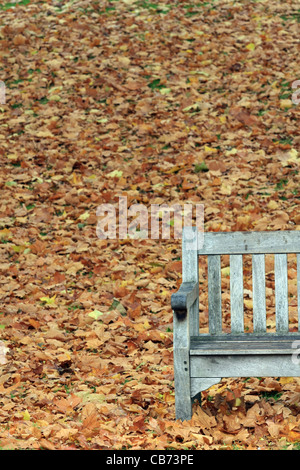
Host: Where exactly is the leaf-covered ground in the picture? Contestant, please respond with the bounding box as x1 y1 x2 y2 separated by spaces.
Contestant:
0 0 300 450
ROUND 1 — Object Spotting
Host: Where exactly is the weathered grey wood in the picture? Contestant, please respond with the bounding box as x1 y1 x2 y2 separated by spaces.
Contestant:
252 254 266 333
182 227 199 336
230 255 244 333
171 282 198 312
173 306 192 421
191 333 300 341
275 254 289 333
190 377 221 398
172 227 200 420
207 255 222 335
191 355 300 378
198 230 300 255
298 254 300 332
190 335 300 355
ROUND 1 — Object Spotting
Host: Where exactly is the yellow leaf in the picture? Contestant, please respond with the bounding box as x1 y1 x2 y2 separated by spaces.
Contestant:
221 267 230 277
165 165 182 174
88 310 103 320
280 99 293 109
289 148 299 160
0 229 11 238
220 182 232 195
160 88 171 95
79 211 90 221
246 43 255 51
107 170 123 178
48 94 61 102
200 59 212 66
71 172 79 185
225 148 237 156
23 410 31 421
268 200 279 210
40 295 56 305
12 245 25 253
244 299 253 309
183 102 201 112
235 398 242 407
204 146 217 153
278 148 299 167
112 373 121 380
279 377 294 385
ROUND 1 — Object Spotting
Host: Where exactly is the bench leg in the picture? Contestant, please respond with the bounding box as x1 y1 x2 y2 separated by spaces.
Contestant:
174 350 192 421
174 383 192 421
174 377 222 419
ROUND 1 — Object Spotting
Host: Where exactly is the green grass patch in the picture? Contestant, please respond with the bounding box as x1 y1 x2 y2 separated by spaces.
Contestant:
0 0 30 10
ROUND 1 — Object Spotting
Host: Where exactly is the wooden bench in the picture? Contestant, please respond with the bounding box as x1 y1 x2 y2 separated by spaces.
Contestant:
171 227 300 421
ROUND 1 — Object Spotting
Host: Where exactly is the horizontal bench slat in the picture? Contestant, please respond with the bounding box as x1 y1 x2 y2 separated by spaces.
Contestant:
190 335 300 355
190 355 300 378
192 333 300 340
198 230 300 255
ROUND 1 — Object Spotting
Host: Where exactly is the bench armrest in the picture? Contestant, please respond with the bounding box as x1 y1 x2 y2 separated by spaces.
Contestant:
171 282 199 315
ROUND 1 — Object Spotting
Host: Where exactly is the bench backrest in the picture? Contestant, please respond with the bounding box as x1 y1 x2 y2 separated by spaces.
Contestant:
182 228 300 335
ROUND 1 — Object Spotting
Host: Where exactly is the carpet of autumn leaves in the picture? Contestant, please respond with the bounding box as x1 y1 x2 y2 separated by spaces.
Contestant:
0 0 300 450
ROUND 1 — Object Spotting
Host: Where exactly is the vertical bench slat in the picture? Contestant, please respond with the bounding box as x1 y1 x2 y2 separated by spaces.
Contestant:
207 255 222 335
230 255 244 333
182 227 199 336
275 253 289 333
297 254 300 332
252 254 266 333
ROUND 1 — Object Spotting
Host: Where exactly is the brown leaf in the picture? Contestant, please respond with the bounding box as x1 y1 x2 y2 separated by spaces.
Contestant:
127 301 141 319
230 107 259 126
28 318 40 329
13 34 27 45
30 240 46 255
192 407 217 429
40 439 56 450
53 272 66 284
266 420 282 438
222 414 242 434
